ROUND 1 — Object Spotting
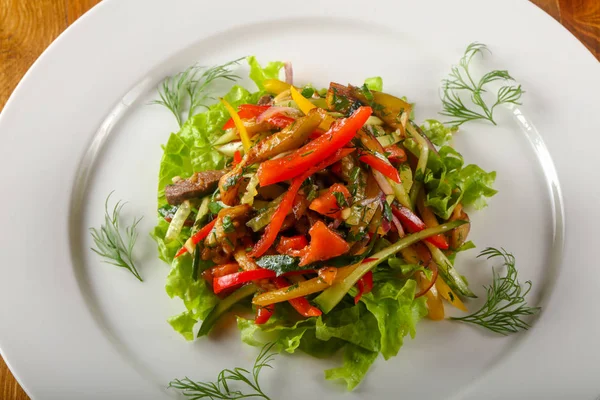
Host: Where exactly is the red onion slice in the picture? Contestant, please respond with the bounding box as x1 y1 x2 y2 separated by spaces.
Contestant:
256 106 301 124
372 170 393 195
284 62 293 85
392 214 405 236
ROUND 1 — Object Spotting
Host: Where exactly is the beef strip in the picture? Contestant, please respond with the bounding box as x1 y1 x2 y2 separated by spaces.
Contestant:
165 170 226 205
256 94 273 106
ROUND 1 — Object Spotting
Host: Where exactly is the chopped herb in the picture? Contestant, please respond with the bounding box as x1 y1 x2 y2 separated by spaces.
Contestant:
301 150 315 157
255 255 308 276
285 283 300 293
223 173 241 190
382 200 393 222
332 88 351 113
306 185 319 202
360 83 374 102
222 215 235 233
346 228 367 242
208 201 226 215
224 237 235 249
333 191 349 208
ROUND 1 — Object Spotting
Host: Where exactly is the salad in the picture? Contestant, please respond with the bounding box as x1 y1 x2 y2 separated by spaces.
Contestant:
150 56 499 390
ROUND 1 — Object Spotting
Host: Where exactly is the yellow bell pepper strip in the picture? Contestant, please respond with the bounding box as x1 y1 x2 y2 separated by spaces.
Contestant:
350 85 412 134
435 274 468 312
313 220 467 314
272 277 322 317
256 107 371 187
264 79 292 95
290 86 335 130
221 98 252 152
253 266 356 307
197 284 259 337
416 272 445 320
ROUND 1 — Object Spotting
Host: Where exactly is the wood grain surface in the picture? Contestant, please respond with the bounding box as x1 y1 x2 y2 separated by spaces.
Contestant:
0 0 598 398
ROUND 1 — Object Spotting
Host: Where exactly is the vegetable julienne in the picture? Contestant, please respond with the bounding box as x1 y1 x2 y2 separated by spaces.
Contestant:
149 55 538 392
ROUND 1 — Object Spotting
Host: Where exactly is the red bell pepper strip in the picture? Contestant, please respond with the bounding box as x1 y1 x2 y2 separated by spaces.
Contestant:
256 106 372 187
213 268 276 294
175 218 217 258
276 235 309 255
309 183 351 219
266 114 295 129
298 221 350 266
272 277 322 317
359 151 401 184
233 150 242 166
250 148 355 258
384 145 407 164
222 104 270 130
391 205 449 250
354 271 373 304
255 304 275 325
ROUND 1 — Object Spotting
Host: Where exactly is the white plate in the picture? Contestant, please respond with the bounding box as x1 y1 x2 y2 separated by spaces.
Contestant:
1 0 599 399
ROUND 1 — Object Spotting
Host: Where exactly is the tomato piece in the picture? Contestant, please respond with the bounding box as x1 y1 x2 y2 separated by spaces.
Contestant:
298 221 350 266
309 183 351 219
276 235 309 255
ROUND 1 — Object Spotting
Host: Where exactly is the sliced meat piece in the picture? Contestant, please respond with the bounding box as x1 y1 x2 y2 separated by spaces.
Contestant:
257 95 273 106
165 170 226 205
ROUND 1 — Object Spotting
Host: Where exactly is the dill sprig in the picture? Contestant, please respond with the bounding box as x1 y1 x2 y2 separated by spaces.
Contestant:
152 58 243 127
451 247 540 335
169 342 277 399
89 192 143 281
440 42 524 126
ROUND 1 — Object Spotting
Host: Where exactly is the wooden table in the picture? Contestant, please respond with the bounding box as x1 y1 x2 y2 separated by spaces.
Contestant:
0 0 598 398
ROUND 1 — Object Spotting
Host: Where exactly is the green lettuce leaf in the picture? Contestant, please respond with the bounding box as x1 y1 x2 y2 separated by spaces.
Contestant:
364 76 383 91
150 218 183 264
247 56 284 90
163 256 219 340
237 305 316 354
167 311 198 341
324 344 379 391
316 303 380 352
404 140 497 219
421 119 458 147
359 279 427 360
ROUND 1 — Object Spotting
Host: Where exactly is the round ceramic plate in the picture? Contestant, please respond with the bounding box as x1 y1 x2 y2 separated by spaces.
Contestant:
1 0 599 399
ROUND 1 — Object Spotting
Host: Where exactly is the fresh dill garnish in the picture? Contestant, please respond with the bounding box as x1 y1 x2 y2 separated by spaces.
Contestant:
451 247 540 335
168 342 277 399
89 192 143 282
152 58 243 127
440 42 524 126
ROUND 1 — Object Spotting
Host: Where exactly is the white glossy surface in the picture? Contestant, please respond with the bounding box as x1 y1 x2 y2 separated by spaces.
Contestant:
0 1 598 399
